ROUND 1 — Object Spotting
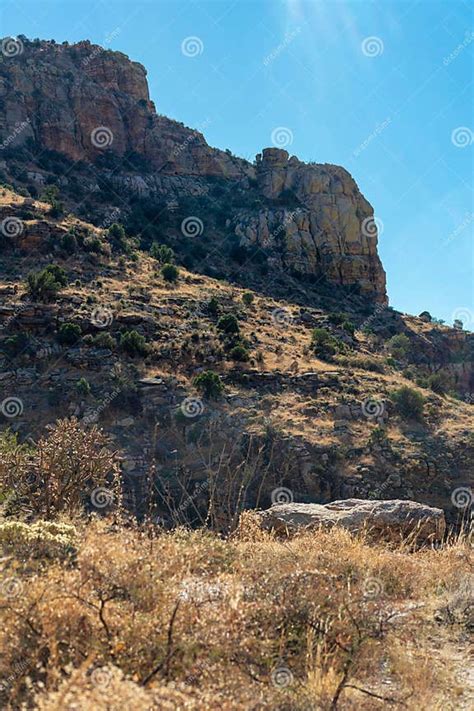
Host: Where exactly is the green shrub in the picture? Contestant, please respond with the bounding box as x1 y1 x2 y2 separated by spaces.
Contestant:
161 263 179 283
41 185 64 217
107 223 128 251
242 292 254 307
76 377 91 397
311 328 343 360
369 426 389 448
27 264 68 301
217 313 240 335
387 333 411 360
120 330 148 357
427 371 452 395
327 312 347 326
0 333 30 358
91 332 116 350
390 386 425 420
341 320 355 336
193 370 223 398
57 322 81 345
207 296 220 316
150 242 174 263
83 235 104 254
60 230 78 255
229 344 249 362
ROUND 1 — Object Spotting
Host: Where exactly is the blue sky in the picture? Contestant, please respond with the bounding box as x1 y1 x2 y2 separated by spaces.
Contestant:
1 0 473 326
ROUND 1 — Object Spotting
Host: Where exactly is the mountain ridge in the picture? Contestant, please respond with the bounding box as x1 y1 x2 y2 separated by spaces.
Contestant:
0 36 386 302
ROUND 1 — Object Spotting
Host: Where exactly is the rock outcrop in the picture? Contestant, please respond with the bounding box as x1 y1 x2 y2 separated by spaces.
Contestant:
233 148 386 301
0 37 386 301
0 38 250 178
255 499 446 543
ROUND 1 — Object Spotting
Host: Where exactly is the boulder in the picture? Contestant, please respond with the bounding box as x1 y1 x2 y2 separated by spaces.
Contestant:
254 498 445 543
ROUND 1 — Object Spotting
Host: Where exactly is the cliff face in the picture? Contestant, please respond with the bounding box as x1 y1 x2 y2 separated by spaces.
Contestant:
0 39 249 178
233 149 386 301
0 37 386 302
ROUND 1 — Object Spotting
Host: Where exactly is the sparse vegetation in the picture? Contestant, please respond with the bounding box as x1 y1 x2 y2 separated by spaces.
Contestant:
217 313 240 335
311 327 344 359
57 322 81 345
193 370 223 398
119 330 148 357
26 264 68 301
387 333 411 360
391 385 425 420
0 516 470 710
161 263 179 282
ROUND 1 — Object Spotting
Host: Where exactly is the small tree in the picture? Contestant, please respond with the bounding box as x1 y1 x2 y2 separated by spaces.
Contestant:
91 332 116 350
107 223 127 251
207 296 220 316
387 333 411 360
60 229 78 254
120 330 148 356
161 263 179 283
391 386 425 421
76 377 91 397
327 312 347 326
193 370 223 398
341 320 355 336
57 322 82 345
217 313 240 335
229 344 249 362
41 185 64 217
27 264 68 302
242 291 254 307
311 328 342 360
150 242 174 264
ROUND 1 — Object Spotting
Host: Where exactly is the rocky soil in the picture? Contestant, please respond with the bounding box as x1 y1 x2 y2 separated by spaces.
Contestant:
0 37 471 530
0 186 472 529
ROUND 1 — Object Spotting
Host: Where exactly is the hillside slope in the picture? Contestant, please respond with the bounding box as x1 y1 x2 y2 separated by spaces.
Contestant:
0 187 472 526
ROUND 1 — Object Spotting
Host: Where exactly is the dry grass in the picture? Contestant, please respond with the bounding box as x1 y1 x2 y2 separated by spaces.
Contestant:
0 517 472 710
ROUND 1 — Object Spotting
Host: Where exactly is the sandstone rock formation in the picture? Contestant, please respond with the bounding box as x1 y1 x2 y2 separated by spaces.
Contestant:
0 38 250 178
233 148 386 301
255 499 446 543
0 37 387 301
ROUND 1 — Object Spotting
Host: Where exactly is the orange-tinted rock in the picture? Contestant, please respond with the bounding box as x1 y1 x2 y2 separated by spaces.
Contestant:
0 38 386 302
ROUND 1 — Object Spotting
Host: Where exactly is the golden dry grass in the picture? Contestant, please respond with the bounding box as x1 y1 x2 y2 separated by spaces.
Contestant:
0 517 472 710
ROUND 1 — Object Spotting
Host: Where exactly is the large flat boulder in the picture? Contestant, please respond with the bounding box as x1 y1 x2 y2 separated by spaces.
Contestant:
255 499 446 543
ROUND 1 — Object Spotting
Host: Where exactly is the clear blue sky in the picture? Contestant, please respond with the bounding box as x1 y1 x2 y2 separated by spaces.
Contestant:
2 0 473 326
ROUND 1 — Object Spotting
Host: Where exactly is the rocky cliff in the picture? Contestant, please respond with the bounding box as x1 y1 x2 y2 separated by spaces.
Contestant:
233 148 386 301
0 37 387 300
